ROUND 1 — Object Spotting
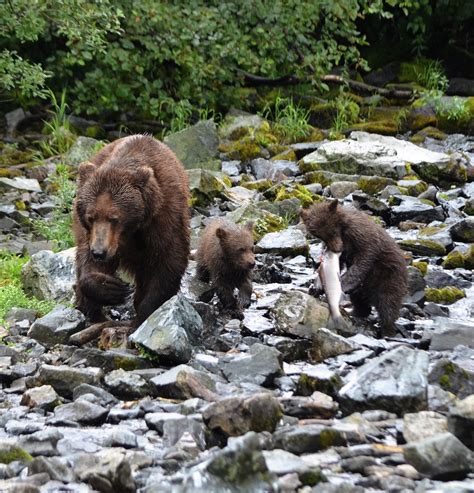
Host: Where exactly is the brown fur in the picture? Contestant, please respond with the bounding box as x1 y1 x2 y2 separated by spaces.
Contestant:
196 219 255 310
72 135 190 329
301 200 407 336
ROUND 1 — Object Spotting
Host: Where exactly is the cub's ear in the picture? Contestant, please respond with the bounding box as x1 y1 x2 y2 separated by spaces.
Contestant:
216 227 227 241
300 208 310 222
134 167 153 188
78 161 96 187
328 199 338 212
244 221 254 233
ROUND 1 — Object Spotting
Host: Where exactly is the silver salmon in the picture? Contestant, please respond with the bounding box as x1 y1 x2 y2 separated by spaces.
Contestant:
316 249 353 333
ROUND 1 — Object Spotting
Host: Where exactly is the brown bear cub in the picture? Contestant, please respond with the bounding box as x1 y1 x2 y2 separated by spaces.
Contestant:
73 135 190 331
196 219 255 311
301 200 407 337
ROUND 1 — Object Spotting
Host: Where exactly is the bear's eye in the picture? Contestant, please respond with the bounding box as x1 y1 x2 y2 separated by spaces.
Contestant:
109 217 119 225
239 247 246 253
85 215 94 224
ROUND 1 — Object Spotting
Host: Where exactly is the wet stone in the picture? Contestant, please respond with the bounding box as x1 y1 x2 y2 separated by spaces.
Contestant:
28 456 75 483
403 432 474 480
20 385 60 411
447 395 474 450
338 346 429 415
27 306 85 347
403 411 448 443
19 428 63 457
430 319 474 351
52 399 108 426
262 449 309 475
203 393 282 437
219 343 282 386
280 391 338 419
310 328 361 363
103 368 152 400
35 365 102 398
450 217 474 243
295 365 342 397
256 227 309 257
273 425 347 455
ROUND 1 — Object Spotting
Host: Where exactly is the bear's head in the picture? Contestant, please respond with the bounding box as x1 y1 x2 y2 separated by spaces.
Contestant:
216 221 255 272
75 161 160 262
300 200 343 252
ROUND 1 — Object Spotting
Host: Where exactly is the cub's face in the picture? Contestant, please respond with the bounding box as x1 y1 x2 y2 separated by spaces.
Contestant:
216 221 256 272
301 200 343 252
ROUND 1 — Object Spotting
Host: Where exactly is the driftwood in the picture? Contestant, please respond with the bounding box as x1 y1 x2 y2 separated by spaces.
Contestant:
239 69 414 99
69 320 131 346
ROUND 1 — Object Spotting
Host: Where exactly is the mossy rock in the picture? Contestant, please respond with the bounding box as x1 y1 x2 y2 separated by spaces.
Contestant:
301 170 334 187
412 261 428 276
412 161 467 186
410 126 447 144
187 168 229 206
0 167 22 178
240 178 273 192
425 286 465 304
357 176 394 195
407 107 438 132
398 239 446 257
296 372 342 397
254 214 288 242
305 128 325 142
464 199 474 216
397 179 429 197
442 245 474 270
349 120 398 135
271 149 297 162
273 183 319 208
0 444 33 464
436 97 474 134
218 138 262 162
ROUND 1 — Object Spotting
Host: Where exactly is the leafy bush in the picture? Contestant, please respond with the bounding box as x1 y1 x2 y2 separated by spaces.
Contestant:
1 0 411 120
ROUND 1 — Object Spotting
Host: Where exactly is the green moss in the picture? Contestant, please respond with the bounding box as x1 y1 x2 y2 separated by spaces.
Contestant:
412 261 428 276
404 180 429 197
463 201 474 216
410 126 446 143
113 356 143 371
413 161 467 186
350 120 398 135
420 198 436 207
306 128 325 142
409 112 437 131
0 446 33 464
274 183 317 207
296 373 341 397
442 250 465 269
319 429 340 449
254 214 287 242
218 138 262 162
399 239 446 257
301 170 333 187
420 225 446 236
0 167 22 178
299 470 325 487
241 178 273 192
357 176 393 195
271 149 297 161
425 286 466 304
465 245 474 270
439 374 451 389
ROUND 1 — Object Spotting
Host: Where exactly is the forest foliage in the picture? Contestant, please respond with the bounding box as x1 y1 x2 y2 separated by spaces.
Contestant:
1 0 473 121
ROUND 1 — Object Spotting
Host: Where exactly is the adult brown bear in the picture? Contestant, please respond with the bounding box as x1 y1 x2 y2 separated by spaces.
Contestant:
72 135 190 332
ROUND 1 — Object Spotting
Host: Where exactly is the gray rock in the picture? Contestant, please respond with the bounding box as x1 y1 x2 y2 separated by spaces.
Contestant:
20 385 60 411
280 391 338 419
19 428 63 457
391 196 445 225
429 347 474 399
404 432 473 479
256 227 308 257
224 185 259 206
405 265 426 304
339 346 429 414
180 260 213 302
273 424 347 454
420 224 454 249
107 428 138 449
52 399 108 425
425 269 470 290
5 108 29 135
330 181 358 199
403 411 448 443
27 305 85 347
219 343 282 386
65 136 101 166
448 395 474 450
187 168 228 204
69 347 152 373
145 412 186 434
430 319 474 350
164 120 219 170
0 440 32 463
35 364 102 398
150 364 220 400
73 384 118 406
129 295 202 364
270 291 330 339
219 112 266 140
450 218 474 243
262 449 309 475
103 368 152 399
72 449 135 493
310 328 361 362
28 456 74 482
21 248 76 303
302 131 463 181
296 365 342 397
221 160 241 176
250 158 299 180
0 177 41 192
203 393 282 437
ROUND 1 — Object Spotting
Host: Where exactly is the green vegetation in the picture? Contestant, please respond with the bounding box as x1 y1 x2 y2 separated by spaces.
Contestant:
0 252 54 322
425 286 465 305
261 96 312 144
330 89 360 136
32 163 76 250
414 59 448 94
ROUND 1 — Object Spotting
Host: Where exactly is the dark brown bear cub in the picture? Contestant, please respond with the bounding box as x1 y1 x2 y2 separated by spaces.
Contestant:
196 219 255 310
301 200 407 337
73 135 190 330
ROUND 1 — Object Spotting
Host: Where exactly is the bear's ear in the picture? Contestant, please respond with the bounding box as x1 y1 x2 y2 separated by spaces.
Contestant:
133 167 153 188
300 208 310 222
78 161 96 186
216 227 227 241
244 221 254 232
328 199 338 212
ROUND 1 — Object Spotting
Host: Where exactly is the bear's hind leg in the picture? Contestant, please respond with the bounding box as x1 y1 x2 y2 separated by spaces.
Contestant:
349 289 372 318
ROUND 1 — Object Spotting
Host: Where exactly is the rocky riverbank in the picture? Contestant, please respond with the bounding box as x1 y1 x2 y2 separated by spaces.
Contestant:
0 110 473 492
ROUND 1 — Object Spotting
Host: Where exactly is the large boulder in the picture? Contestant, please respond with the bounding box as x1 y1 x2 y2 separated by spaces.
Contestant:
165 120 219 170
338 346 429 414
301 131 465 184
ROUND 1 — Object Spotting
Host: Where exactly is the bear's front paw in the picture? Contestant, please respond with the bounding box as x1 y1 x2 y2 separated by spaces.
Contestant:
238 294 251 309
84 273 133 305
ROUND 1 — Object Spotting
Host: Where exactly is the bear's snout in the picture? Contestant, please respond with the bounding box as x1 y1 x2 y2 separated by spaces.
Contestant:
91 247 107 261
